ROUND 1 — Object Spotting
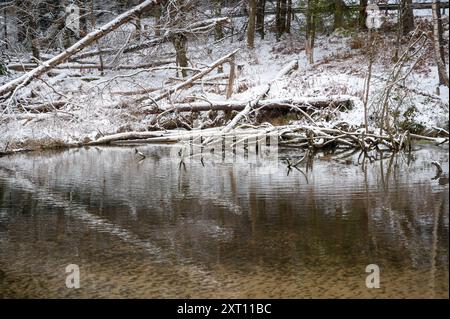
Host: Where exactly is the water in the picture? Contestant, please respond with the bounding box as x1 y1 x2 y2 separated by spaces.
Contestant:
0 145 448 298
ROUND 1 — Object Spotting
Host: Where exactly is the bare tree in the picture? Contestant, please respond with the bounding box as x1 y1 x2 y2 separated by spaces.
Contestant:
359 0 368 30
401 0 414 35
432 0 449 87
248 0 257 48
256 0 265 39
162 0 197 77
276 0 287 40
214 0 224 41
334 0 344 30
286 0 292 33
305 0 316 64
0 59 6 76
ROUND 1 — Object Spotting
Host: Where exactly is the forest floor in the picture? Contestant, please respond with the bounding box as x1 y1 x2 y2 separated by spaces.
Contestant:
0 14 449 153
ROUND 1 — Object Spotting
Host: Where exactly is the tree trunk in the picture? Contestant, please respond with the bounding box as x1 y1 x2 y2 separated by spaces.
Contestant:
149 97 352 113
172 33 189 77
0 59 7 76
214 0 224 41
256 0 265 39
359 0 368 30
432 0 449 87
155 4 162 37
16 1 27 44
76 0 88 36
286 0 292 34
30 18 40 60
247 0 257 48
0 0 162 98
305 0 316 64
401 0 414 35
334 0 344 30
280 0 287 34
3 6 8 49
276 0 287 40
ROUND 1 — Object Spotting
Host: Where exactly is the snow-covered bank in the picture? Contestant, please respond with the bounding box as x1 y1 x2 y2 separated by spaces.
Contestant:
0 14 448 152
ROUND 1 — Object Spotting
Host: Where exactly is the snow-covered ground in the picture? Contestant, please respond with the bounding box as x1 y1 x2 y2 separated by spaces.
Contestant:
0 11 448 151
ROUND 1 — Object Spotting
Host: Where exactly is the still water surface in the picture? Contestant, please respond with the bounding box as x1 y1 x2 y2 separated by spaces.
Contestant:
0 145 448 298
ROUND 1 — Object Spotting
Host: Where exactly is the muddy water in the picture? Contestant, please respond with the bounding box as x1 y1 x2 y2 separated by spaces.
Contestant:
0 145 448 298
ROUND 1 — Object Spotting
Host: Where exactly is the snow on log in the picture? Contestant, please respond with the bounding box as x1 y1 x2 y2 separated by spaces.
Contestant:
87 131 167 145
145 97 353 113
7 59 174 72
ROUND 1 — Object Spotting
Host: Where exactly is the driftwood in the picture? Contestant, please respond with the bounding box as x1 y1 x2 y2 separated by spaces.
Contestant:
0 0 162 98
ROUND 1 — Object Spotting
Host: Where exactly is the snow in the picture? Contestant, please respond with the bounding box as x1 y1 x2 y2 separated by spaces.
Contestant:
0 10 449 151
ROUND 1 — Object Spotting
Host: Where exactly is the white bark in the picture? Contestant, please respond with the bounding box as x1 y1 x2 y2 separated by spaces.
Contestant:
432 0 449 87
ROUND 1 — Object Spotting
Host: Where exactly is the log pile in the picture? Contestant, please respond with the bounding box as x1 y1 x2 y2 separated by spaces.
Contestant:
84 123 448 152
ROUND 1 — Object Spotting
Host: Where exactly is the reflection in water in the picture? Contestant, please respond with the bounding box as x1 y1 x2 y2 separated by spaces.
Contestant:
0 145 448 298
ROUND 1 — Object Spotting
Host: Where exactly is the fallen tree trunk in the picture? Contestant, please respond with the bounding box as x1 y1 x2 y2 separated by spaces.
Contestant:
87 131 166 145
1 112 74 122
147 96 353 113
7 59 174 72
0 0 162 98
87 123 448 151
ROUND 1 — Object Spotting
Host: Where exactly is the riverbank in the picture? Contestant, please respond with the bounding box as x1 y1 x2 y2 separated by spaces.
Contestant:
1 16 448 154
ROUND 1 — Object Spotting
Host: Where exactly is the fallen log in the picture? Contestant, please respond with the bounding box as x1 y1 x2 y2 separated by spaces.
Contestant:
92 123 448 151
1 112 74 122
87 131 167 145
7 59 174 72
146 97 353 113
0 0 162 98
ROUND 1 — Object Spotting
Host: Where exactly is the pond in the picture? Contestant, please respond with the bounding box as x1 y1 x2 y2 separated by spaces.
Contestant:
0 144 448 298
